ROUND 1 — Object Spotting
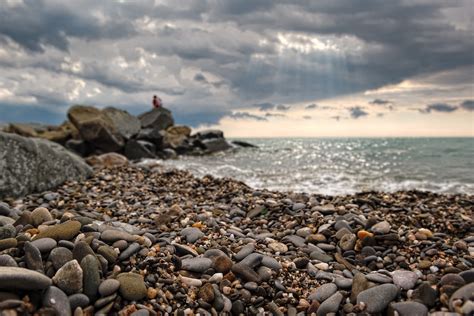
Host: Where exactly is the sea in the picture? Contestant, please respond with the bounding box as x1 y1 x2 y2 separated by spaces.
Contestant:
156 138 474 196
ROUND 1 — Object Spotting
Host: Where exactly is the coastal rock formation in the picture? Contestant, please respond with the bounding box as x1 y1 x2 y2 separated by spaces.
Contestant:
3 105 255 161
138 107 174 131
67 105 124 152
102 107 141 140
0 132 92 199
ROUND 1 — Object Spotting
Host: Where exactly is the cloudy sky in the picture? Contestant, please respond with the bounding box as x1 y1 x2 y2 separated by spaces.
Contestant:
0 0 472 136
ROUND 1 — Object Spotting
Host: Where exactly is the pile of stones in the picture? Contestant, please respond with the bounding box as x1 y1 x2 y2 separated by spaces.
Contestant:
0 164 472 315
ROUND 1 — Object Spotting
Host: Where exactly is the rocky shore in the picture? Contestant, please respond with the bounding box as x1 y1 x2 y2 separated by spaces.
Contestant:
0 163 472 315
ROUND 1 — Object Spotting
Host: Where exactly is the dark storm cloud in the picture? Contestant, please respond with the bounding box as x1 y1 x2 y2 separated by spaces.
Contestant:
194 73 208 83
0 0 135 52
370 99 391 105
276 104 290 111
227 112 267 121
253 102 275 111
460 100 474 111
419 103 458 113
349 107 369 119
265 113 286 118
0 0 472 125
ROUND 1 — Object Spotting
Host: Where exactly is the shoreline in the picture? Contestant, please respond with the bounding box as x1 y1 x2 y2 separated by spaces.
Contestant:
0 164 472 315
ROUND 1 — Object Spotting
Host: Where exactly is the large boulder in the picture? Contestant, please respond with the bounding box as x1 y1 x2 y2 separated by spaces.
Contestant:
68 105 124 152
138 107 174 131
0 132 92 199
136 128 164 149
202 138 232 153
124 140 156 160
102 107 141 140
163 125 191 148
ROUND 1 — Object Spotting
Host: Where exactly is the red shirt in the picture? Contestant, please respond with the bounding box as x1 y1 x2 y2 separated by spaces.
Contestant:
153 97 162 108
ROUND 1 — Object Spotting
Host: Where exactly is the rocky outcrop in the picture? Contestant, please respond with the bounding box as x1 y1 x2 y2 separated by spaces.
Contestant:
138 107 174 131
4 105 256 162
67 105 124 153
102 107 141 140
0 132 92 199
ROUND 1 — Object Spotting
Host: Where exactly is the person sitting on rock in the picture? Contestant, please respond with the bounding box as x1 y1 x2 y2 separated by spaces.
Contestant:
152 95 162 108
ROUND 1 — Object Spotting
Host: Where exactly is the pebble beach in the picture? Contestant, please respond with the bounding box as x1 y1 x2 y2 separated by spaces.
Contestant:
0 163 473 315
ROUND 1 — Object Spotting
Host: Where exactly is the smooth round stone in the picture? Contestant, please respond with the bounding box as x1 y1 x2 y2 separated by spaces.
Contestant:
439 273 465 287
24 241 43 272
449 283 474 311
357 284 399 313
292 203 305 211
234 244 255 261
231 263 261 283
99 279 121 297
0 254 17 267
392 270 418 290
317 243 337 251
49 247 73 270
239 253 263 268
351 273 369 303
257 266 273 282
198 283 215 302
112 240 129 250
52 260 83 295
366 273 393 284
181 227 204 243
213 255 233 274
335 277 353 289
371 221 391 234
0 216 14 226
0 238 17 251
118 242 141 261
81 254 100 300
261 256 282 271
314 262 329 270
101 230 136 243
339 234 356 251
180 276 202 287
244 282 258 291
43 286 71 316
181 257 213 273
316 291 343 316
0 266 52 290
283 235 306 248
459 269 474 283
117 272 147 301
361 246 376 257
0 224 16 239
58 240 74 249
34 220 81 241
296 227 312 237
31 207 53 227
97 245 118 264
72 241 95 263
130 310 150 316
411 282 437 308
31 238 57 253
209 273 223 283
68 293 89 310
268 242 288 253
0 203 11 216
389 301 428 316
308 283 337 302
310 252 332 263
